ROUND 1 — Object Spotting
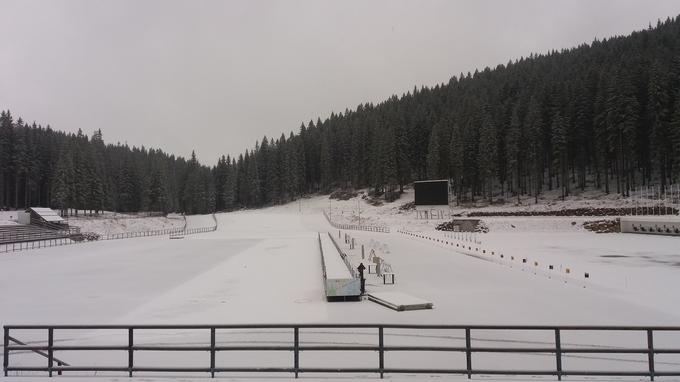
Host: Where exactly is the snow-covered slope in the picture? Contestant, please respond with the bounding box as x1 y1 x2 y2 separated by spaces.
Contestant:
67 215 184 235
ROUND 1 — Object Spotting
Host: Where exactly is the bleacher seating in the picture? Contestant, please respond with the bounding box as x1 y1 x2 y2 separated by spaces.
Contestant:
0 224 70 245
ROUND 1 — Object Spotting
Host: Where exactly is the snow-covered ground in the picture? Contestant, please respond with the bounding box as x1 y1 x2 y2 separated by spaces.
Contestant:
1 194 679 381
67 216 184 236
66 213 215 236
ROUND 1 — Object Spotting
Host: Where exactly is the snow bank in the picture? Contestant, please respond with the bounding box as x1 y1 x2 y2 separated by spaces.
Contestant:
68 215 184 235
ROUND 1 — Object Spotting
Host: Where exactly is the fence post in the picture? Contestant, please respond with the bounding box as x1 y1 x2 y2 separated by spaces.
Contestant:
3 326 8 377
554 328 562 381
48 328 54 377
294 327 300 378
128 328 134 377
210 328 216 378
378 326 384 379
465 328 472 379
647 329 655 381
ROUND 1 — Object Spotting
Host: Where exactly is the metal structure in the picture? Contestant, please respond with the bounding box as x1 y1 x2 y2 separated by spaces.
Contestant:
0 226 71 245
620 216 680 236
630 184 680 216
1 213 218 254
318 233 361 300
4 324 680 380
0 237 74 254
322 210 390 233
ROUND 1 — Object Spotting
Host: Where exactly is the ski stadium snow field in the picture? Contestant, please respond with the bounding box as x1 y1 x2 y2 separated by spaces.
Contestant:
2 203 680 381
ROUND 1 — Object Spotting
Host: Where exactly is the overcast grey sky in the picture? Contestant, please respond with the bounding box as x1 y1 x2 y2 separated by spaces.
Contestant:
1 0 680 163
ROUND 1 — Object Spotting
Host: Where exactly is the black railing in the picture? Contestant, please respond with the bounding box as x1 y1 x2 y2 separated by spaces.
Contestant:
0 237 73 253
323 210 390 233
4 324 680 379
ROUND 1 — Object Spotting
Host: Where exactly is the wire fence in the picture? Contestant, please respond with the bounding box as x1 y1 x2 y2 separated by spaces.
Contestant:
323 210 390 233
4 324 680 380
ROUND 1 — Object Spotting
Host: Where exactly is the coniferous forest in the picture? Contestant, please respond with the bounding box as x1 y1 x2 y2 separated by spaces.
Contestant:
2 17 680 214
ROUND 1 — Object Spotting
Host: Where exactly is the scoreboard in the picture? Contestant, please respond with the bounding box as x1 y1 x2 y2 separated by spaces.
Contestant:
414 180 449 206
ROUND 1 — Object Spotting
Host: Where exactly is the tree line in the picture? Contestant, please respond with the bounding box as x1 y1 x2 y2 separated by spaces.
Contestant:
2 17 680 214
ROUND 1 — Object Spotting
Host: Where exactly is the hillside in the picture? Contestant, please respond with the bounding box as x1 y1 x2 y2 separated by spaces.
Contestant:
2 16 680 214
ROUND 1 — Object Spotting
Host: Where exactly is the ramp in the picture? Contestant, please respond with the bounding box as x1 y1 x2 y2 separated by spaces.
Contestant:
368 291 433 311
318 232 361 300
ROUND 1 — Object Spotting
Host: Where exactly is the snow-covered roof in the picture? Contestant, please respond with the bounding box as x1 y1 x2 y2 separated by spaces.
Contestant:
28 207 64 223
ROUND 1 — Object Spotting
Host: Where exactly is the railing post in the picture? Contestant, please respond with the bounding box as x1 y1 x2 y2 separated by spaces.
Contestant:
465 328 472 379
647 329 655 381
210 328 216 378
47 328 54 377
294 327 299 378
554 328 562 381
3 327 9 377
128 328 134 377
378 326 384 379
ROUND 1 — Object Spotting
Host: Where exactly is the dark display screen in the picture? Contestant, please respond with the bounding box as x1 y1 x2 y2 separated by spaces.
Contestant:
414 180 449 205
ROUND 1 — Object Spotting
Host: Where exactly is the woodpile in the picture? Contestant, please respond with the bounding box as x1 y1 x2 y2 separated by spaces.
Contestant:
583 219 620 233
436 220 489 233
399 201 415 211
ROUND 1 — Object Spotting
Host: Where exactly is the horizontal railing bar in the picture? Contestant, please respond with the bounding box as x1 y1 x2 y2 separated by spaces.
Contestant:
382 346 466 351
7 324 680 330
297 367 381 373
6 367 129 372
561 347 660 354
384 368 550 375
213 367 295 373
562 370 658 376
7 366 680 377
215 346 294 351
299 346 379 351
8 345 128 351
11 344 676 354
132 345 209 351
467 347 665 354
654 348 680 354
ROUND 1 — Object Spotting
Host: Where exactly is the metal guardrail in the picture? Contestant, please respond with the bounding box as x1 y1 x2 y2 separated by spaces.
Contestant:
323 210 390 233
4 324 680 379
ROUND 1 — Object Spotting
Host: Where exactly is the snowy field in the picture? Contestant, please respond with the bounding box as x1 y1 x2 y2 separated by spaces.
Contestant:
1 194 680 381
